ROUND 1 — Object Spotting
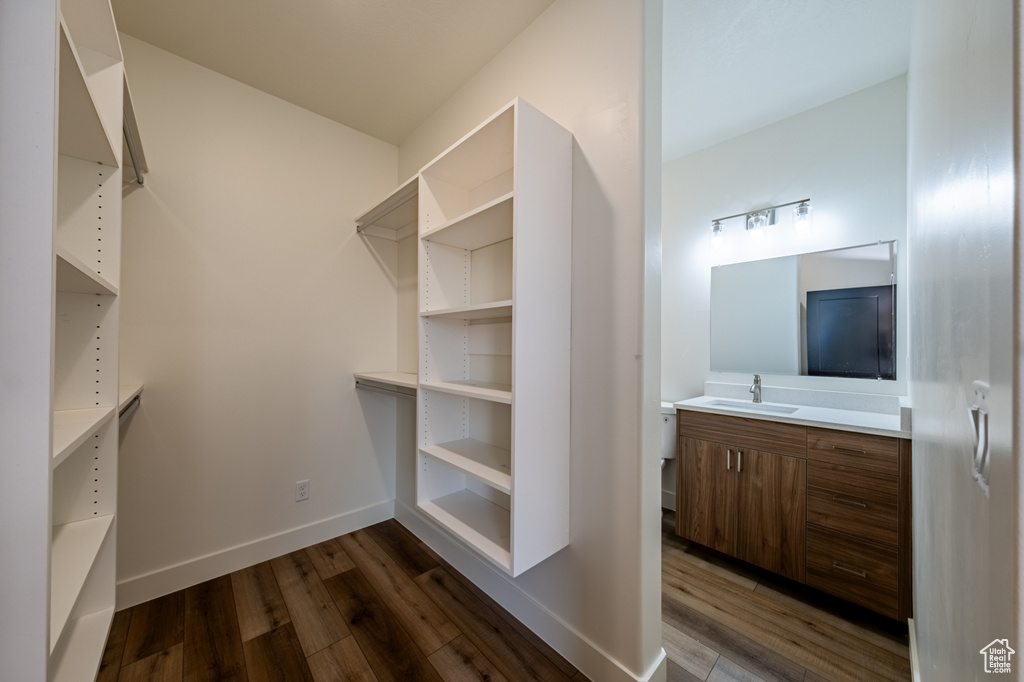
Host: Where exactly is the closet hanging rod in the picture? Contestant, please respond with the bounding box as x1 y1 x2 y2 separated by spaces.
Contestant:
354 379 417 400
123 118 144 185
123 76 148 186
119 395 141 425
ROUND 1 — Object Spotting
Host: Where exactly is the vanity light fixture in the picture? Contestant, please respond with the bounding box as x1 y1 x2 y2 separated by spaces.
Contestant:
711 220 724 246
709 198 812 242
793 201 814 233
745 208 774 242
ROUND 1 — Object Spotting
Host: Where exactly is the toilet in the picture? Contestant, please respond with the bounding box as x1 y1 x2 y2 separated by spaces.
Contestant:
660 401 677 469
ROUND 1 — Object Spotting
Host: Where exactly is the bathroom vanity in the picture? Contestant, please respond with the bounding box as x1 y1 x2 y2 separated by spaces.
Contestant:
674 398 912 622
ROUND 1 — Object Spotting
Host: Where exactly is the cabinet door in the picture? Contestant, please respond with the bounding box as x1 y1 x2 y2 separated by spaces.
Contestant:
677 438 739 555
735 449 806 581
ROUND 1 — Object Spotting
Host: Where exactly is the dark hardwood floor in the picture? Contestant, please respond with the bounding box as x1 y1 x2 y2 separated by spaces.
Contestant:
99 520 586 682
661 510 911 682
99 513 911 682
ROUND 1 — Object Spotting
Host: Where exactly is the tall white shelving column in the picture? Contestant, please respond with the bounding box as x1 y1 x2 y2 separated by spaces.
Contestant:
416 98 572 577
0 2 61 680
0 0 139 678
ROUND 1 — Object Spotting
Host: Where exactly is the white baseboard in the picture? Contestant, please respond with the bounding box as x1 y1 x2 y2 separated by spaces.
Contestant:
908 617 921 682
116 499 395 609
395 501 665 682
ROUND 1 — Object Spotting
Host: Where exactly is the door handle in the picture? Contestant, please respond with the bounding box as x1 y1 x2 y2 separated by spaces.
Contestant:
726 449 731 470
737 451 742 472
970 380 991 497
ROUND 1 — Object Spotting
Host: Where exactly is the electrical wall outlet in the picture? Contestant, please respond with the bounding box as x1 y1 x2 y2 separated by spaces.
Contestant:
295 479 310 502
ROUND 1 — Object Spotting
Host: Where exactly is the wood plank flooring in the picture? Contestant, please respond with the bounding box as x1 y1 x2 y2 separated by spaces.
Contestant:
98 519 588 682
661 510 911 682
100 514 911 682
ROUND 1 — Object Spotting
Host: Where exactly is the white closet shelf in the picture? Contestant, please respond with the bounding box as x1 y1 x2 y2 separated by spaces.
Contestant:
355 177 419 240
118 384 143 425
57 20 117 167
49 606 114 682
419 491 511 571
420 380 512 404
354 372 418 390
420 440 512 494
52 407 115 468
420 106 514 191
50 515 114 653
420 193 514 251
118 384 144 412
56 246 118 295
354 372 418 399
420 301 513 321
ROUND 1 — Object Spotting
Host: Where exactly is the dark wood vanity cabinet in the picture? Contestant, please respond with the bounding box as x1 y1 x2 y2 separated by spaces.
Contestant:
676 411 807 582
676 409 913 621
804 428 912 620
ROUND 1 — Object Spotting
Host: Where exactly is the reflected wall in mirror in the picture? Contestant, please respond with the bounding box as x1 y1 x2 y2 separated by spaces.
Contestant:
710 242 896 380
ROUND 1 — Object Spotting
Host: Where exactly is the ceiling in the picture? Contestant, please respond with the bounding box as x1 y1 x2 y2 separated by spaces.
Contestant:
663 0 911 161
111 0 555 146
112 0 911 159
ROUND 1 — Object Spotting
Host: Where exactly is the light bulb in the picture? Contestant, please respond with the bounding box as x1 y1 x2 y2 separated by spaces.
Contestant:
711 220 724 247
794 202 813 234
746 212 767 243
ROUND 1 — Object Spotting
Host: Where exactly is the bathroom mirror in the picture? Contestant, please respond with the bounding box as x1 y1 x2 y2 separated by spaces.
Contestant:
710 241 896 379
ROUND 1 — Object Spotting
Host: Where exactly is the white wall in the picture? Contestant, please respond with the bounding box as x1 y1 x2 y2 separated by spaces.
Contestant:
662 75 908 404
906 0 1017 678
116 35 403 605
394 1 665 681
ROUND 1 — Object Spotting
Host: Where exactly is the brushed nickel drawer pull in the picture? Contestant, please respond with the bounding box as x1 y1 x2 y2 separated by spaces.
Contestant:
727 449 731 470
832 562 868 578
831 495 868 509
832 445 868 455
737 451 742 472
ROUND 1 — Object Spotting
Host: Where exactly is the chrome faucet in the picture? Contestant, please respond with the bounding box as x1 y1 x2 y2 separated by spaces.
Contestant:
750 374 762 403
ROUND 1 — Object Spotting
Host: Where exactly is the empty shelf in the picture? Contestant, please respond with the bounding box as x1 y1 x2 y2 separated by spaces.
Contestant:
420 193 513 251
419 489 511 571
56 246 117 295
58 20 117 166
48 607 114 682
420 301 512 321
420 439 512 494
420 380 512 404
52 407 115 468
354 372 418 390
118 384 144 413
354 372 418 399
50 515 114 653
355 177 418 240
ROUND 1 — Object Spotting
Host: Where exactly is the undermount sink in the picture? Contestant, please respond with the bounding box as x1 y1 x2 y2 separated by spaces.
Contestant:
705 399 800 415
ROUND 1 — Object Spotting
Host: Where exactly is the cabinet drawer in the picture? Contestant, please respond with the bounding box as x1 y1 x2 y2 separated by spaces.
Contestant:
678 410 806 458
807 428 898 475
806 526 899 619
807 461 898 546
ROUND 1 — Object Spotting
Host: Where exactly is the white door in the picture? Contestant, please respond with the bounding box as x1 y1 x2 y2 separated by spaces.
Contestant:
907 0 1018 679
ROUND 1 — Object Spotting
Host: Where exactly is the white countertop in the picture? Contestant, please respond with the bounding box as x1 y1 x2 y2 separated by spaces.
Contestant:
674 395 909 438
